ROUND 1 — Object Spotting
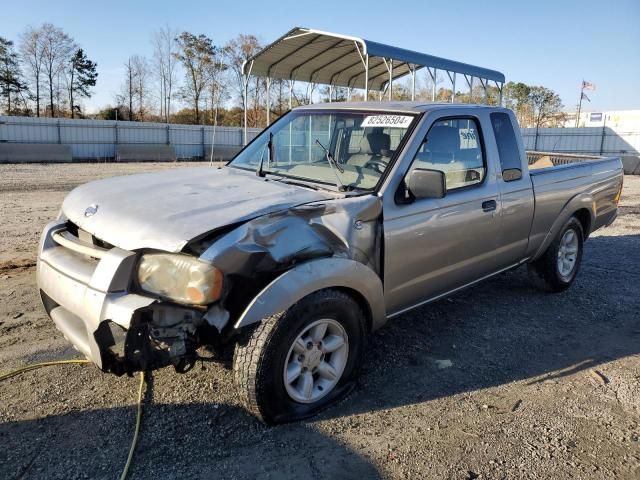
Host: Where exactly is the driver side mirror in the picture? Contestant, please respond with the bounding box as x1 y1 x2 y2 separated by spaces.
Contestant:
407 168 446 199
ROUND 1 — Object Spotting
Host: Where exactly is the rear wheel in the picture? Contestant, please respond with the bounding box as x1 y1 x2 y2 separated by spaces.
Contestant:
233 289 366 424
527 216 584 293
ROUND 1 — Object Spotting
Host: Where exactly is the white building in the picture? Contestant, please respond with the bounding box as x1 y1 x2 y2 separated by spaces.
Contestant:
563 109 640 131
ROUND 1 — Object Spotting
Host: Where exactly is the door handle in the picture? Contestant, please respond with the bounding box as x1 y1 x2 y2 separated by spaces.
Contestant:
482 200 497 212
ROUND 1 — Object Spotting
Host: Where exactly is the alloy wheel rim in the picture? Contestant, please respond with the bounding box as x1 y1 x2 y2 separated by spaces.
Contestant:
557 229 579 279
283 318 349 404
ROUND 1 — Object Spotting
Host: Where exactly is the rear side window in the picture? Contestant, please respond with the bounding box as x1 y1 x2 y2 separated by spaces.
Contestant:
491 112 522 173
410 117 485 191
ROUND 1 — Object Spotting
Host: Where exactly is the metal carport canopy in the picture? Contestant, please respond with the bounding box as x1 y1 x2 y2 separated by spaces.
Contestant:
242 27 506 92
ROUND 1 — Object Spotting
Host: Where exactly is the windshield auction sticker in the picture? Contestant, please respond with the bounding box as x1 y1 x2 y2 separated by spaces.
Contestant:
361 115 413 128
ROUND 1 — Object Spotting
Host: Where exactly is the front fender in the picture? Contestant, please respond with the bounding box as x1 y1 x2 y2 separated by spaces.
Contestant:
234 257 386 331
531 192 595 260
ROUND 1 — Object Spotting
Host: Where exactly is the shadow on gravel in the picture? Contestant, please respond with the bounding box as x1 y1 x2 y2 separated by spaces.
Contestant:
0 401 381 480
322 233 640 419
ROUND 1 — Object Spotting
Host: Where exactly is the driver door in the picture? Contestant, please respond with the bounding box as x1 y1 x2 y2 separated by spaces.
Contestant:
383 114 501 315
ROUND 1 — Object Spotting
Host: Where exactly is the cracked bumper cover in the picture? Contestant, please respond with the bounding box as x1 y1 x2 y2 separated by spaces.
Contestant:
37 222 156 370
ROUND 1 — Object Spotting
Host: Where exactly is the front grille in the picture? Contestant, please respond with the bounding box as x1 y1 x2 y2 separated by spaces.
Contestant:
65 220 115 251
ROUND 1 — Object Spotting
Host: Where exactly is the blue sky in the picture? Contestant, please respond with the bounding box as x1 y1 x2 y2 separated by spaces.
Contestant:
2 0 638 113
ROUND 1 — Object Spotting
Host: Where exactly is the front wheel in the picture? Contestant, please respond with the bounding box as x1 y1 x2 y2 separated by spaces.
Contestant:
233 289 367 424
527 216 584 293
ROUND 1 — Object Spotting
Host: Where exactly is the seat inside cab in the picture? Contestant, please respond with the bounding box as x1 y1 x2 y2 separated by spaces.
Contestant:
347 128 393 171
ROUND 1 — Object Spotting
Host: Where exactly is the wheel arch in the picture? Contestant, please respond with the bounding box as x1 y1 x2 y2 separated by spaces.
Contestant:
573 208 592 239
531 193 595 261
233 257 386 332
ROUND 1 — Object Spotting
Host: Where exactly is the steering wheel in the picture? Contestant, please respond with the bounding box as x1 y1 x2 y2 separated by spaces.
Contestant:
363 158 388 174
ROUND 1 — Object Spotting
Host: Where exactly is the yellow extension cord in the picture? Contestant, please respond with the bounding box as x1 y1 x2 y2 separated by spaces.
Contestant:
0 359 145 480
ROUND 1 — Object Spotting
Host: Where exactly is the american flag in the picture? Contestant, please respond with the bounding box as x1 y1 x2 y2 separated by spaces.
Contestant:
582 81 595 91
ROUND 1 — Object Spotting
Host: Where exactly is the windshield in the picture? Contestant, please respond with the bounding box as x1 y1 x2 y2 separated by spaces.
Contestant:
229 110 417 190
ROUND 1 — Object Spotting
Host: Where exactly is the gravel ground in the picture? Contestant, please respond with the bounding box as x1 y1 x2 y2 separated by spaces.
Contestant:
0 162 638 480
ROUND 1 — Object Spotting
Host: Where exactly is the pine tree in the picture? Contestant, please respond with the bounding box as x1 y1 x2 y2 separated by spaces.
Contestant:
68 48 98 118
0 37 26 115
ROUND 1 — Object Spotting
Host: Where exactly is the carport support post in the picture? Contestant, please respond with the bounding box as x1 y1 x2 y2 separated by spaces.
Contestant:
388 59 393 101
447 71 456 103
428 68 437 102
288 80 293 110
353 41 368 100
411 65 416 101
266 77 271 126
242 60 254 146
364 54 369 101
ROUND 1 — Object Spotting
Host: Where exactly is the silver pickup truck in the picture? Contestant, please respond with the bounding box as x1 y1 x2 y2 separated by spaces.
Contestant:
37 102 623 423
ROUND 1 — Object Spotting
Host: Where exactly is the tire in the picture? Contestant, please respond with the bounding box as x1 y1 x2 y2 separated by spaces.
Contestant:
233 289 367 424
527 216 584 293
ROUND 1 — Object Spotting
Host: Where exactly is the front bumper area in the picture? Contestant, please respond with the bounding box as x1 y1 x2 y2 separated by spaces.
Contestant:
37 221 156 370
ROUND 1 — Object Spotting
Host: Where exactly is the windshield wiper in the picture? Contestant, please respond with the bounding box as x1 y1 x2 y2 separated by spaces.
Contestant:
272 177 319 191
315 139 346 191
256 132 274 177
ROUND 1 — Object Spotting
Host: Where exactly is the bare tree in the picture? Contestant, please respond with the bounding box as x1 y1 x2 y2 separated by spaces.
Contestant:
174 32 215 124
122 57 135 120
39 23 75 117
223 34 261 124
120 55 150 121
132 55 150 121
19 26 45 116
205 53 227 126
152 26 178 122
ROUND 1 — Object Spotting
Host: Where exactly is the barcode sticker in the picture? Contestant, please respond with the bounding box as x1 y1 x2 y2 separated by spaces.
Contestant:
361 115 413 128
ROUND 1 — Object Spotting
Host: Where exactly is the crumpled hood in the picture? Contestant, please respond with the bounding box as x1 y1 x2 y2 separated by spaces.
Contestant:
62 167 330 252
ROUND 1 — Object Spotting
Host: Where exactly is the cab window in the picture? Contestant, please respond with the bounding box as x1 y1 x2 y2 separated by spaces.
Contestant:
409 117 485 191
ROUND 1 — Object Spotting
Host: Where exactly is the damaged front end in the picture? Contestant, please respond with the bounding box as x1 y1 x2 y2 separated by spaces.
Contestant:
99 194 384 376
95 304 208 375
38 191 384 377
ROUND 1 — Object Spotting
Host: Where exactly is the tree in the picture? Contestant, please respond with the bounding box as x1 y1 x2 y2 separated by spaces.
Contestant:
152 26 178 122
122 57 135 120
503 82 532 125
223 34 261 125
67 49 97 118
40 24 75 117
120 55 150 121
174 32 216 124
0 37 27 114
19 26 45 116
131 55 150 121
529 86 564 129
205 52 227 127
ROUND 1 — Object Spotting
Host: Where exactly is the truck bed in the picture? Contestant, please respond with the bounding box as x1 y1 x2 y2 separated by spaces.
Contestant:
525 152 624 259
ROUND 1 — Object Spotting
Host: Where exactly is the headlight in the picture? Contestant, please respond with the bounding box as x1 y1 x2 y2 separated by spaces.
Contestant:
137 253 223 305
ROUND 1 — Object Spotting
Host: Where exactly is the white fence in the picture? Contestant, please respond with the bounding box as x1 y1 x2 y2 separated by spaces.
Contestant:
1 115 638 161
521 127 639 156
0 116 261 160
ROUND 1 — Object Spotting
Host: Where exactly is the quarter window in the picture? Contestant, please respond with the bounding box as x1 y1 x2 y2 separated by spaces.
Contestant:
409 117 485 192
490 112 522 172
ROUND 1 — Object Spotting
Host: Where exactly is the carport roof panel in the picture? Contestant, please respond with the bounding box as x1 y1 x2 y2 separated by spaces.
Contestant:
243 27 505 91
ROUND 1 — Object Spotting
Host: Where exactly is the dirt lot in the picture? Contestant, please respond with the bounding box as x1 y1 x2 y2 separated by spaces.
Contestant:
1 162 638 480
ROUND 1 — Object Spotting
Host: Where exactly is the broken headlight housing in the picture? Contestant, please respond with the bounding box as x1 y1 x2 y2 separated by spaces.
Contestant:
136 253 223 305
